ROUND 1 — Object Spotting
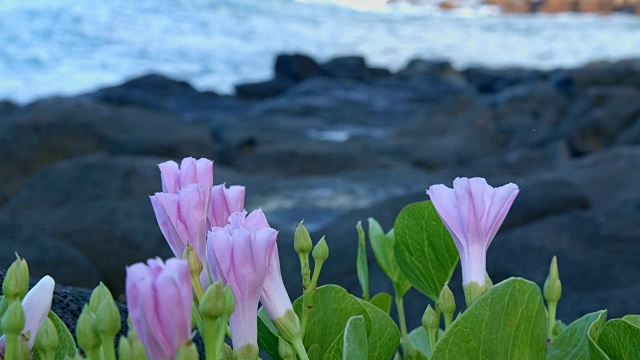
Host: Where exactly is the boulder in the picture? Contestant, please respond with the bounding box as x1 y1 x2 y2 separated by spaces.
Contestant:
550 60 640 93
274 53 320 81
234 76 297 99
320 56 371 80
0 100 18 115
564 86 640 154
462 67 547 93
0 97 215 204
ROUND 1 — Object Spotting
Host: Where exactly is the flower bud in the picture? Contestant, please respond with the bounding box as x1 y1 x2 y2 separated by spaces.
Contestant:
96 297 122 336
34 317 59 355
223 285 236 317
543 256 562 303
173 340 199 360
199 281 226 320
118 335 132 360
183 244 204 277
294 222 313 255
127 331 148 360
3 256 29 302
221 343 233 360
88 282 113 314
422 304 439 332
439 283 456 316
2 299 25 335
312 236 329 262
76 305 100 353
278 337 296 360
272 309 302 345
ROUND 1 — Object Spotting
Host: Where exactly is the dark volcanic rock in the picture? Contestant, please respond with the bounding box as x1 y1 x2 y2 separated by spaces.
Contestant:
564 86 640 154
397 59 462 81
0 97 214 204
550 59 640 93
463 67 547 93
320 56 370 80
0 100 18 115
235 77 297 99
0 154 173 295
0 218 101 288
275 53 320 81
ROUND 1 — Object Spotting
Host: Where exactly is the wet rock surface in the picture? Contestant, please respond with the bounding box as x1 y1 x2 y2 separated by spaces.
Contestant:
0 54 639 337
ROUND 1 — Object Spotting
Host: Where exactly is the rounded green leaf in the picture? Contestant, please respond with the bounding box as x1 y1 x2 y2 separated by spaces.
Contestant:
293 285 370 360
431 278 546 360
393 201 459 301
587 310 610 360
597 319 640 359
548 310 606 360
32 311 76 360
343 316 368 360
356 297 400 360
369 292 392 315
622 315 640 329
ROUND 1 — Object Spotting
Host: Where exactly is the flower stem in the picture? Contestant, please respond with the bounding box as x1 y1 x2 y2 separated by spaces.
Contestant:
291 338 310 360
203 318 218 360
395 296 409 356
100 335 117 360
214 315 230 360
4 334 16 360
190 273 204 304
547 300 557 340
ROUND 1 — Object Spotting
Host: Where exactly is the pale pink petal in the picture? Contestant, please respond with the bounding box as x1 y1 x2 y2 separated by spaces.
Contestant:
158 161 179 194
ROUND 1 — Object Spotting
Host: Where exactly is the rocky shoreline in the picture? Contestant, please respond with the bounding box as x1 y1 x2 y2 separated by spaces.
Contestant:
1 54 639 333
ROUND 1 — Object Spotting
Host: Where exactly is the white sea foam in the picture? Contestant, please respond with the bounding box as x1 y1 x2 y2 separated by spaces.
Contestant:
0 0 639 103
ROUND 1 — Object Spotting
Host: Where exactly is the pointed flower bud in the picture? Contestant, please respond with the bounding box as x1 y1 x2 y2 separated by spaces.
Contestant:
544 256 562 303
428 178 519 288
312 236 329 263
118 336 132 360
439 283 456 316
294 222 313 255
422 304 438 331
184 244 204 277
96 297 122 337
278 337 296 360
34 317 59 356
88 282 112 314
199 281 226 320
76 305 100 353
2 299 25 336
3 256 29 302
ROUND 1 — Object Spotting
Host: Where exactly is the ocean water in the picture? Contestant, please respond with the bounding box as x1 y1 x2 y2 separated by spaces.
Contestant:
1 0 640 103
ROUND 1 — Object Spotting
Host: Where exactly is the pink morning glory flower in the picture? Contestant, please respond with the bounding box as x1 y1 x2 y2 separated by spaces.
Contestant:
427 177 519 286
126 258 192 360
0 275 56 355
159 157 213 204
207 210 277 350
208 184 246 229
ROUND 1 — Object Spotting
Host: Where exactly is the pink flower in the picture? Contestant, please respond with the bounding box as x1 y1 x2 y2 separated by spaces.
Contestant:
427 177 519 286
207 210 277 349
159 157 213 203
150 184 208 264
126 258 192 360
0 276 56 355
208 184 246 228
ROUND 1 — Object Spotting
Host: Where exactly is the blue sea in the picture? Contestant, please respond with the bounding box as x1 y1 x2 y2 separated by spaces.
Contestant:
1 0 640 103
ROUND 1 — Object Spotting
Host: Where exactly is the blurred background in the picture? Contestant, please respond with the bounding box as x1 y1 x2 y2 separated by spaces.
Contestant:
1 0 640 334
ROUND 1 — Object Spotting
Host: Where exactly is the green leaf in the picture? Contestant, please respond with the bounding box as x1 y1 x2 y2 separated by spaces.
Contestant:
323 328 346 360
356 221 370 301
343 316 368 360
596 319 640 359
548 310 606 360
408 327 431 357
587 310 610 360
293 285 370 360
368 219 411 298
430 278 546 360
370 293 392 314
622 315 640 329
356 297 400 360
393 201 459 302
257 307 282 360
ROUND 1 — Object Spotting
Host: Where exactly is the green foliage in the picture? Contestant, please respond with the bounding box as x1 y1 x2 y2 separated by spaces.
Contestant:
622 315 640 329
292 285 399 360
393 201 459 302
430 278 546 360
367 219 411 298
369 293 392 314
408 327 431 358
343 316 368 360
593 319 640 359
356 222 370 301
587 311 610 360
548 310 606 359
